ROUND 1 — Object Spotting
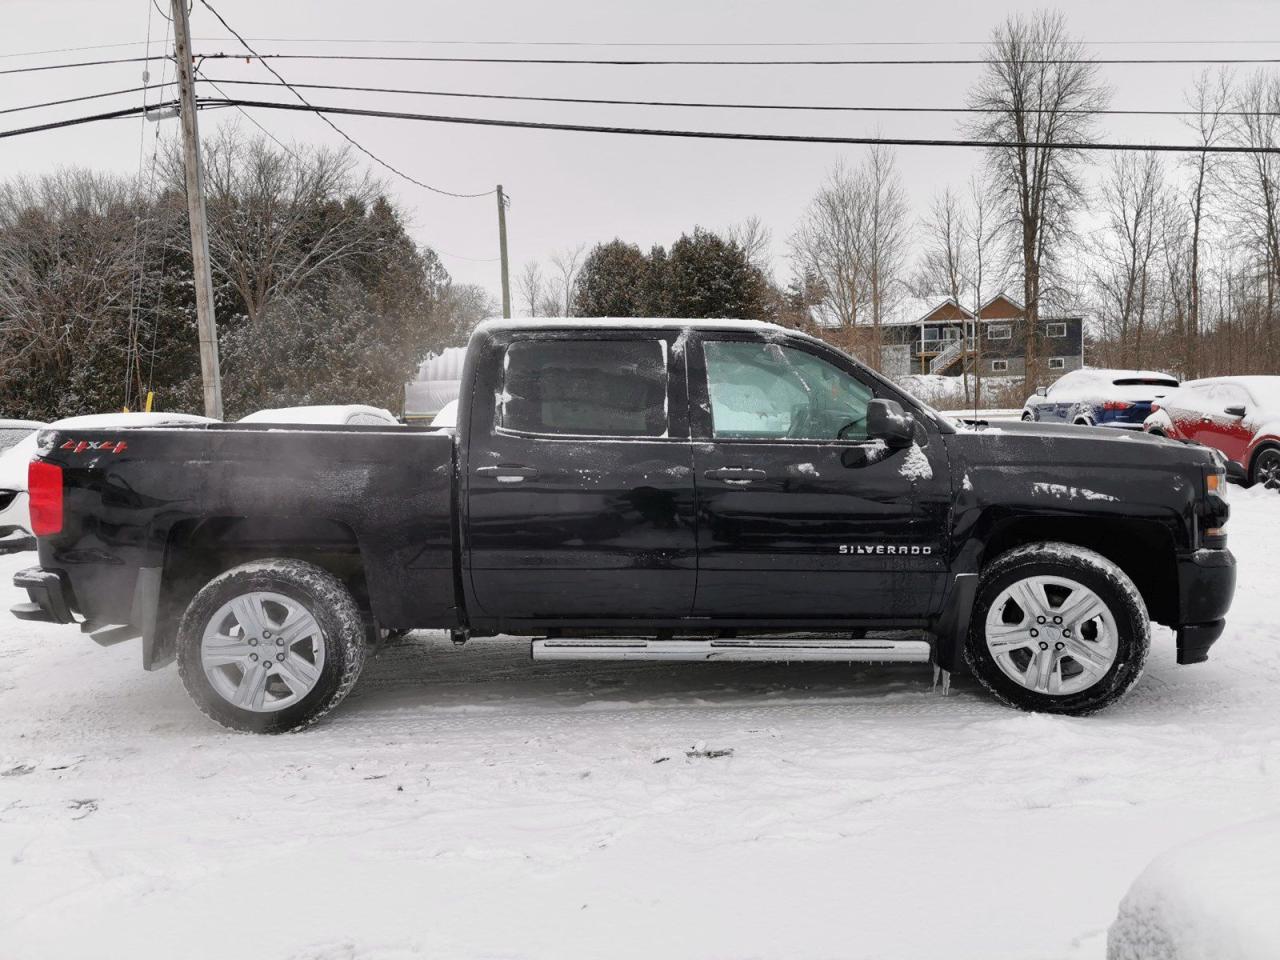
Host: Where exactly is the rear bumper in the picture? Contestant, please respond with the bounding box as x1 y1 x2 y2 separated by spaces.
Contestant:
1174 547 1236 665
11 566 76 624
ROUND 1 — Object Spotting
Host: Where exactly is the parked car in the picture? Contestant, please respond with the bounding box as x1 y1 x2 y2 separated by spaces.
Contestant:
430 399 458 429
239 404 400 427
1022 369 1180 429
12 319 1234 731
0 419 46 539
1144 376 1280 491
1 413 211 543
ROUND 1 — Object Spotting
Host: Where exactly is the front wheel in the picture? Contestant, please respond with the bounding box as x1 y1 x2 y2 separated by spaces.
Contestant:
1021 411 1034 422
1251 447 1280 492
964 543 1149 715
177 559 367 733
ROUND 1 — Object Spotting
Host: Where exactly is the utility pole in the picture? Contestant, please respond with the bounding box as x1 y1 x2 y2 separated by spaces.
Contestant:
496 185 511 318
172 0 224 419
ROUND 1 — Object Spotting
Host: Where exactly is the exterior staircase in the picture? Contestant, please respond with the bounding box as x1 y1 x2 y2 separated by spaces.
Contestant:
929 337 968 374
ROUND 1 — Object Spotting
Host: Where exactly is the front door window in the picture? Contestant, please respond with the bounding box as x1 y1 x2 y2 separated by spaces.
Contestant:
703 341 873 441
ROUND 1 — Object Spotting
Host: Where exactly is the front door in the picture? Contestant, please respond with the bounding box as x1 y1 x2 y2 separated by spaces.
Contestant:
688 334 950 621
465 330 697 621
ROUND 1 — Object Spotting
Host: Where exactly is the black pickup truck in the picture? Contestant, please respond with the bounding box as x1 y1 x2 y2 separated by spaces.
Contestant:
12 319 1236 732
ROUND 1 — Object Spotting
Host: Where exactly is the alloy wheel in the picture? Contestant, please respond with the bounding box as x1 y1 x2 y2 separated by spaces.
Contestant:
200 591 326 712
984 574 1118 696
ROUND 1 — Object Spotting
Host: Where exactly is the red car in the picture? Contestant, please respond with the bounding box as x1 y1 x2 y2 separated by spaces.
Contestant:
1144 376 1280 490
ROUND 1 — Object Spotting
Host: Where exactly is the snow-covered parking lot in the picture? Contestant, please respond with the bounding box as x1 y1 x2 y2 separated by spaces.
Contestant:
1 489 1278 960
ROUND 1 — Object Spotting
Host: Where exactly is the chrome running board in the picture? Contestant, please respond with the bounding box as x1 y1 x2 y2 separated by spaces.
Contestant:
531 636 932 663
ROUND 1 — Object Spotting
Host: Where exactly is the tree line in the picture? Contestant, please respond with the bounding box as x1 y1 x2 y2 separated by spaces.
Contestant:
0 129 493 421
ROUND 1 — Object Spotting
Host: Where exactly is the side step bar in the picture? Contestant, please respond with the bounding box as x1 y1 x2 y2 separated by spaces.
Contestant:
532 636 932 663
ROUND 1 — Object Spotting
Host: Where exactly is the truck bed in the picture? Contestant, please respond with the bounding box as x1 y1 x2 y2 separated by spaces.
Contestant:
34 422 458 645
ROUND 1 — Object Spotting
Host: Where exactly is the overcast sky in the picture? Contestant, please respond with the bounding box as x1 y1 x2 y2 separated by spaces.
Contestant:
5 0 1280 302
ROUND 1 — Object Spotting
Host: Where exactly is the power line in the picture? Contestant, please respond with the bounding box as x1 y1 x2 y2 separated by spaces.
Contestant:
194 0 493 200
199 76 1280 119
202 96 1280 154
0 83 175 117
195 51 1280 67
196 37 1280 49
0 55 163 77
0 104 155 139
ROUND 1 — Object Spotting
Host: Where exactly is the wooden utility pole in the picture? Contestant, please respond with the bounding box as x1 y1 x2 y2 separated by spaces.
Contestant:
172 0 224 419
496 185 511 318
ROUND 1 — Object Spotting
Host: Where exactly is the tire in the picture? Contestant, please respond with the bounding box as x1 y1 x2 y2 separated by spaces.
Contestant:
1250 446 1280 492
1021 412 1034 422
177 559 367 733
964 542 1150 716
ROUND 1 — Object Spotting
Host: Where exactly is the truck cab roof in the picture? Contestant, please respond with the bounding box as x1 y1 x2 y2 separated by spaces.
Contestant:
474 316 795 337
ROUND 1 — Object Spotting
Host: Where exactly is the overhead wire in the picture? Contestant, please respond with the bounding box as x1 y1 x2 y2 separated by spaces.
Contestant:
195 0 493 199
194 51 1280 67
197 97 1280 154
198 77 1280 119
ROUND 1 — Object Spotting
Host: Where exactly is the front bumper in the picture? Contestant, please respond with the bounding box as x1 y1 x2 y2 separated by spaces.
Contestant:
1174 548 1236 665
11 566 76 624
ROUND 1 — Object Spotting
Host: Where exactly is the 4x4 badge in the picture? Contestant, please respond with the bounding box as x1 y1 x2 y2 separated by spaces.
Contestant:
60 440 128 455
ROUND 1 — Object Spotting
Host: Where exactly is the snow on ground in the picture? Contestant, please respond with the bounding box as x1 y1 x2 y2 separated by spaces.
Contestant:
3 489 1280 959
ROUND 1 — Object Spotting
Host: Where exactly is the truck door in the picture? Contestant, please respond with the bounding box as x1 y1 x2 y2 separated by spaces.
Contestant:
465 329 697 620
688 333 950 621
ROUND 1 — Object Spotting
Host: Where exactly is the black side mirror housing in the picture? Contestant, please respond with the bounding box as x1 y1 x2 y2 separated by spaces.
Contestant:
866 399 914 450
1224 404 1247 418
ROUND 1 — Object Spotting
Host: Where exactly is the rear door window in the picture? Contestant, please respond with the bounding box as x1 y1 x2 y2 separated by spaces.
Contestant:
500 339 669 437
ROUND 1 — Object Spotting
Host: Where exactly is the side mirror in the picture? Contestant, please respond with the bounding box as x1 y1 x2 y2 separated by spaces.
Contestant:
866 399 914 450
1224 405 1247 418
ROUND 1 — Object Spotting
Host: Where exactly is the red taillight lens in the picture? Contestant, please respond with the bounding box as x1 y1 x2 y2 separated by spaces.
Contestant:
28 460 63 537
1150 403 1161 414
1102 400 1135 411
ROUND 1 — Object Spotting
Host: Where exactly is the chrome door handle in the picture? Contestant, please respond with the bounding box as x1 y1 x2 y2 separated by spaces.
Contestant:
704 467 767 482
476 465 539 483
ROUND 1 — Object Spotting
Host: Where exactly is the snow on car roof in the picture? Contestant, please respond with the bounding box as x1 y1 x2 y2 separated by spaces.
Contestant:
239 404 399 425
1184 375 1280 409
1059 368 1178 385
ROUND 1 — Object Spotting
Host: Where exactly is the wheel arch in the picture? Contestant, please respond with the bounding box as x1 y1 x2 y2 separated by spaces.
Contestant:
1248 438 1280 483
150 516 371 668
978 515 1178 626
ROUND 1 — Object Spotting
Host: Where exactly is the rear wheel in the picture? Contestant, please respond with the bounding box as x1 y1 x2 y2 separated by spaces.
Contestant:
1021 411 1034 422
1251 447 1280 492
964 543 1149 715
177 559 367 733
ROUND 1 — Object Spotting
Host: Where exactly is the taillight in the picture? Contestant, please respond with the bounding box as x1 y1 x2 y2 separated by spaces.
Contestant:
1102 400 1135 411
28 460 63 537
1150 403 1161 414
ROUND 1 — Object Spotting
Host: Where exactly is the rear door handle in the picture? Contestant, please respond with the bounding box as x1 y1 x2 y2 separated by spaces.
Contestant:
476 464 539 483
704 466 767 483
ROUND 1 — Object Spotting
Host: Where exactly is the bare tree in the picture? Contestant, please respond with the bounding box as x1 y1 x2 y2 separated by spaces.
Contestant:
1093 151 1166 368
517 262 544 318
546 243 586 317
728 215 774 277
967 176 1006 406
791 160 868 329
189 130 385 324
863 145 910 369
1224 71 1280 367
967 10 1111 390
918 187 971 304
1177 69 1232 378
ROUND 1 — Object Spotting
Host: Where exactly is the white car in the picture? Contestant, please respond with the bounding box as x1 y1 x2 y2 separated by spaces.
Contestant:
0 412 212 541
0 419 47 539
239 404 401 426
430 399 458 429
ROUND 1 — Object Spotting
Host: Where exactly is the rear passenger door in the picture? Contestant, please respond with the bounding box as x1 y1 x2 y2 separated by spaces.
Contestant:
465 330 697 620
